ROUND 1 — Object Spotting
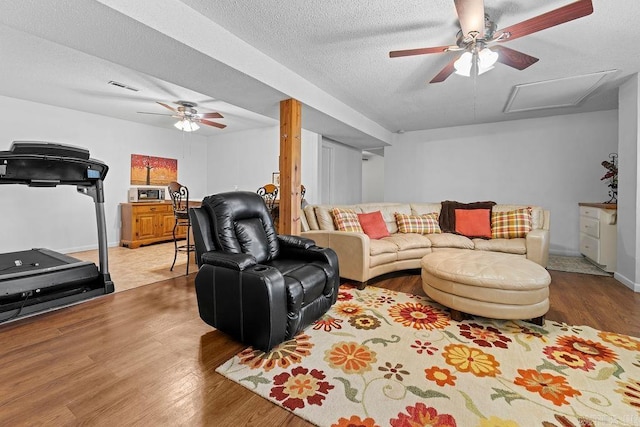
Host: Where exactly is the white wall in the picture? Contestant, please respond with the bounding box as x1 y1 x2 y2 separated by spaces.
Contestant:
0 95 209 253
205 126 321 204
385 110 618 256
362 154 385 202
616 75 640 291
321 138 363 204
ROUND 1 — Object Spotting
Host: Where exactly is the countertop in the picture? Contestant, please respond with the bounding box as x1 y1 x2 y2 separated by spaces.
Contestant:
578 202 617 210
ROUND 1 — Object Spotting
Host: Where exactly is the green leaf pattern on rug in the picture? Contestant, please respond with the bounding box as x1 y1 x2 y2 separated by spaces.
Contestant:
239 371 270 389
459 390 485 420
589 361 624 381
362 334 401 347
536 358 570 376
405 385 448 399
443 329 468 344
333 377 361 403
490 387 526 404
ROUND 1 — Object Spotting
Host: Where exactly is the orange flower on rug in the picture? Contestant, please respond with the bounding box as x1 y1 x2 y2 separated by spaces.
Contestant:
216 285 640 427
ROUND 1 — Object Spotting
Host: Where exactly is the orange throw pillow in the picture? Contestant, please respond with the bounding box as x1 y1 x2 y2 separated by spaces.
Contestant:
454 208 492 239
357 211 390 239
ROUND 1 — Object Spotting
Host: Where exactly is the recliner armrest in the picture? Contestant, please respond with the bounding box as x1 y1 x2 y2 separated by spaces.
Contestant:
201 251 256 271
278 234 316 249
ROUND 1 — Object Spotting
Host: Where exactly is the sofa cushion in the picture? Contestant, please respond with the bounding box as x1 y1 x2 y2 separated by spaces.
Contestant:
382 233 432 251
473 237 527 255
491 208 532 239
315 205 360 230
454 208 492 239
357 211 390 239
397 247 432 261
369 239 398 256
331 208 363 233
360 203 411 234
370 252 398 267
494 205 544 230
411 203 442 216
427 233 474 249
439 200 496 233
395 212 441 234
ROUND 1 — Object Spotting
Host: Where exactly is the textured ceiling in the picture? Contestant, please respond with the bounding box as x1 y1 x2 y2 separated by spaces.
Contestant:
0 0 636 148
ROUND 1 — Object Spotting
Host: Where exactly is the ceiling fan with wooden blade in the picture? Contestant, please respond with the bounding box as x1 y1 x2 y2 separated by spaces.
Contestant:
138 100 226 130
389 0 593 83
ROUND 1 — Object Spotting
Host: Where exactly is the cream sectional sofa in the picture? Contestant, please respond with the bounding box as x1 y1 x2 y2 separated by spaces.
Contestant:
301 202 550 287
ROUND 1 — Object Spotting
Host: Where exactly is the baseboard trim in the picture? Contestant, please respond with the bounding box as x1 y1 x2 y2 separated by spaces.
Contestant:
613 272 640 293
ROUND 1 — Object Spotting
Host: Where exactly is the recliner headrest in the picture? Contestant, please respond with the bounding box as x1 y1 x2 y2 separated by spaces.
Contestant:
202 191 279 262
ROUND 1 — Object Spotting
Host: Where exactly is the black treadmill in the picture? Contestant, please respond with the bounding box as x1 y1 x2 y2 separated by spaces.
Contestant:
0 141 114 323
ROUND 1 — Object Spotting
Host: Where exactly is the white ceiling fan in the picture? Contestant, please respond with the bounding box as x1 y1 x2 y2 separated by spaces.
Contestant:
389 0 594 83
138 100 226 131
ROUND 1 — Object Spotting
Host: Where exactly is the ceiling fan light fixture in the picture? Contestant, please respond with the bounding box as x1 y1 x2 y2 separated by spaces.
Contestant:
478 47 498 68
454 48 498 77
454 51 473 77
174 119 200 132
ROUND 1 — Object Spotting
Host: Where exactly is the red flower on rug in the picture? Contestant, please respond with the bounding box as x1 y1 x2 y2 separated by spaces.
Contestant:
390 402 456 427
269 366 334 411
615 378 640 410
411 339 438 356
513 369 581 406
238 334 313 372
349 314 381 330
313 316 344 332
388 302 449 330
337 288 354 301
543 346 596 371
325 341 377 374
555 335 618 362
458 323 512 349
331 415 380 427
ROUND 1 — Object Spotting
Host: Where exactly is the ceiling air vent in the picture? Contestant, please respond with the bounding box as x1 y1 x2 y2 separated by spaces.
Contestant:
107 80 139 92
504 70 617 113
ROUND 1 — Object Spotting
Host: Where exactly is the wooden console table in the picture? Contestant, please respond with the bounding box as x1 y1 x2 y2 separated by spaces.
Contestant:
120 201 200 249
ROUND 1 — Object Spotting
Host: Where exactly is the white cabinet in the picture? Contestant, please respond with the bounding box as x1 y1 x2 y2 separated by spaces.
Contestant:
579 204 617 272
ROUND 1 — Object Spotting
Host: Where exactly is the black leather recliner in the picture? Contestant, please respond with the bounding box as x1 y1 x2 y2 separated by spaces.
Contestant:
190 191 340 351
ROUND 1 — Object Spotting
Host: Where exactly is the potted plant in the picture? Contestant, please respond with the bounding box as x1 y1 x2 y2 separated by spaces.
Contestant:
601 153 618 204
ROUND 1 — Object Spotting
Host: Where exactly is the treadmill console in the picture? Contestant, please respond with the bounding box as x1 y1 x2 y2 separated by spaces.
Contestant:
10 141 90 160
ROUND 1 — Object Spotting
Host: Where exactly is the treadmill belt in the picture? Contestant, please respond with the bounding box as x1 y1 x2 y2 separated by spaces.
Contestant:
0 248 100 297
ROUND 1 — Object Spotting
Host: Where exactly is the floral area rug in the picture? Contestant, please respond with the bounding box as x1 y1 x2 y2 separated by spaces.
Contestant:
216 285 640 427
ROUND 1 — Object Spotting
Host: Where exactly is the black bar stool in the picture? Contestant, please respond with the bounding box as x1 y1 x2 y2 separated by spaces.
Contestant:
168 181 194 274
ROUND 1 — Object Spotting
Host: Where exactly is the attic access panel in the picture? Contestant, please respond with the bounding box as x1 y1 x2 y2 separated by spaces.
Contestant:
504 70 617 113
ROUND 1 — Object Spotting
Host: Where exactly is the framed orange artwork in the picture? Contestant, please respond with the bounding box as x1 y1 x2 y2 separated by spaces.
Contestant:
130 154 177 185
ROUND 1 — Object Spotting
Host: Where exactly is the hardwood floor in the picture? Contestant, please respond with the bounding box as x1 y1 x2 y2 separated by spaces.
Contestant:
0 270 638 426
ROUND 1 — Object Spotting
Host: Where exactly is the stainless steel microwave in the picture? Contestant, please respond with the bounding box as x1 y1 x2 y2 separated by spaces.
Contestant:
128 187 166 202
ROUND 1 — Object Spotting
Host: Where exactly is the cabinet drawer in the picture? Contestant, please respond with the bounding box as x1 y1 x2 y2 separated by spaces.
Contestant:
580 234 600 263
579 216 599 238
579 206 600 219
132 204 171 214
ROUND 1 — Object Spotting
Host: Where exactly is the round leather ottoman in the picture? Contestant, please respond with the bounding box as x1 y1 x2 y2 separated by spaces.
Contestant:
421 249 551 325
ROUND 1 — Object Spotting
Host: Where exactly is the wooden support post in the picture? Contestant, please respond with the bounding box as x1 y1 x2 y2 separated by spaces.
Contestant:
279 99 302 235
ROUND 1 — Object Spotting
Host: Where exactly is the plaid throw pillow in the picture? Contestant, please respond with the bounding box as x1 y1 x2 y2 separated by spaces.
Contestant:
491 208 533 239
395 212 441 234
331 208 363 233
